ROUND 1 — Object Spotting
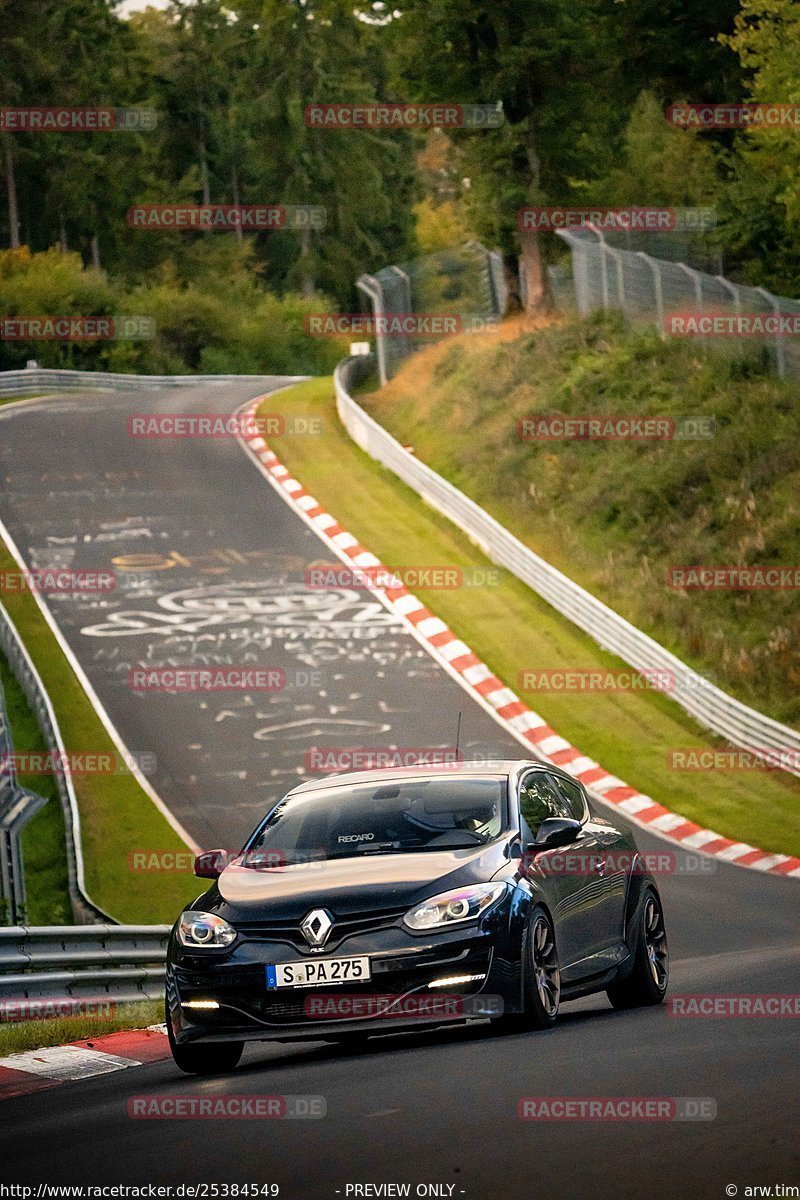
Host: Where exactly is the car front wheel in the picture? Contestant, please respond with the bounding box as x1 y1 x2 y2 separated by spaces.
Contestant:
521 906 561 1029
166 1000 244 1075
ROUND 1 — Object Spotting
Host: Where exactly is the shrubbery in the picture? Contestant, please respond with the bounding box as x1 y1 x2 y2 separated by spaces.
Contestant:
0 243 348 376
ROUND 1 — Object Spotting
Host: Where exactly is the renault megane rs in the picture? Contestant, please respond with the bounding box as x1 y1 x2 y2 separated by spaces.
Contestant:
166 759 669 1073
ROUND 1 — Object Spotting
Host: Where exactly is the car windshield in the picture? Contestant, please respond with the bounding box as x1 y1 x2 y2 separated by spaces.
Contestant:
244 776 508 863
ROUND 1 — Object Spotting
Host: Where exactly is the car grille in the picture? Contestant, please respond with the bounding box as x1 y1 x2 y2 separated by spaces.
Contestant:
235 905 409 950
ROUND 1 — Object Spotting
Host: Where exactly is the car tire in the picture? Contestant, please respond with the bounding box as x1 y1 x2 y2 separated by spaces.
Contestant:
518 906 561 1029
166 999 244 1075
606 885 669 1010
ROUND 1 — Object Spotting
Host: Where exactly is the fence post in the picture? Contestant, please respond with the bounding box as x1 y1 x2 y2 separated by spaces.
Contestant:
716 275 742 315
555 230 591 315
387 264 413 361
387 264 412 313
607 247 627 311
588 226 610 311
677 261 704 308
487 249 508 317
635 252 665 337
356 273 389 386
755 286 786 378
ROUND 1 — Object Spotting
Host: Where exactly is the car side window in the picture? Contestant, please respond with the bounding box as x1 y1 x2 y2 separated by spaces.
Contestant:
553 775 587 823
519 771 571 836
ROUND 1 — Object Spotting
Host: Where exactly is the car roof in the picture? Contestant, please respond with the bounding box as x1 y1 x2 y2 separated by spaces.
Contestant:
286 759 547 796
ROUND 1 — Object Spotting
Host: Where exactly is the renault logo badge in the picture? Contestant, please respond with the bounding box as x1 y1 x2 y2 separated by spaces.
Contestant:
300 908 333 948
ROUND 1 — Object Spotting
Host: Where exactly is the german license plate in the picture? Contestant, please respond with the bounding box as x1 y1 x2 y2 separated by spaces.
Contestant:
266 956 371 990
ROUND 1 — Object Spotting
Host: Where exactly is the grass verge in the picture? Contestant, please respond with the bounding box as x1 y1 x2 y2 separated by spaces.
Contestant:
0 1000 162 1058
256 377 800 857
365 313 800 728
0 536 201 923
0 653 71 925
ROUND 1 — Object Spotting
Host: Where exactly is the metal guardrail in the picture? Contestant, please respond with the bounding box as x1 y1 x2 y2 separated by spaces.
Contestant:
0 674 47 926
0 925 170 1004
334 354 800 777
0 601 114 924
0 367 286 398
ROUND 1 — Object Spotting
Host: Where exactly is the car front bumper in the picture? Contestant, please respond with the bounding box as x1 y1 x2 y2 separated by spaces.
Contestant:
167 913 522 1044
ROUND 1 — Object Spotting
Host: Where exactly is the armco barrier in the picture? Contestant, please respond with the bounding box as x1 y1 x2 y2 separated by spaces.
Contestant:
0 925 170 1004
0 367 290 398
0 602 113 924
0 667 47 926
334 354 800 778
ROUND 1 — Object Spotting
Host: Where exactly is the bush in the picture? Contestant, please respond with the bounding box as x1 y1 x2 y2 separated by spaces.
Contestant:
0 245 348 376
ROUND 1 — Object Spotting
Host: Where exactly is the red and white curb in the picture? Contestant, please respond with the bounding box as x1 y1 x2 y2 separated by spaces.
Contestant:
0 1026 169 1100
237 396 800 881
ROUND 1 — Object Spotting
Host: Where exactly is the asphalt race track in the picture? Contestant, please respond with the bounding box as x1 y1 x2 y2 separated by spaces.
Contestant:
0 383 797 1197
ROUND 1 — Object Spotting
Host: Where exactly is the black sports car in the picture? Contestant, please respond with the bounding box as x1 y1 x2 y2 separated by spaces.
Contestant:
166 759 669 1073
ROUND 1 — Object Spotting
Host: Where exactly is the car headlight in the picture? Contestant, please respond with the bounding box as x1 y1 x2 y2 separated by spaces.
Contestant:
403 883 506 931
178 911 237 949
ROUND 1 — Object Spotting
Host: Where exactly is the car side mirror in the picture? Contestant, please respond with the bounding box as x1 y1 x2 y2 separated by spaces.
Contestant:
531 817 582 851
194 849 228 879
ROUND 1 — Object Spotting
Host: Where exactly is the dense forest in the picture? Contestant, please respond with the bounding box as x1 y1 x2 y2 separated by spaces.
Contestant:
1 0 799 371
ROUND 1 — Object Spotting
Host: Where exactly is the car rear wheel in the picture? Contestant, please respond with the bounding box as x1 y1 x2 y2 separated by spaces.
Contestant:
606 886 668 1010
521 907 560 1029
166 1000 244 1075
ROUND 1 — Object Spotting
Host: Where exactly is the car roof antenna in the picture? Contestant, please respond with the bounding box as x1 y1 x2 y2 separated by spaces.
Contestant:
455 711 462 760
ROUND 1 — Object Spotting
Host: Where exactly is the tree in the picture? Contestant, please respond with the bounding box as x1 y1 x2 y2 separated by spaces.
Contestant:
718 0 800 293
229 0 416 304
596 91 721 208
389 0 621 312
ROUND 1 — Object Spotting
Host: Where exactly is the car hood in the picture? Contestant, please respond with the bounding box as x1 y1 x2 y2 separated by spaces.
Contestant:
216 841 509 917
